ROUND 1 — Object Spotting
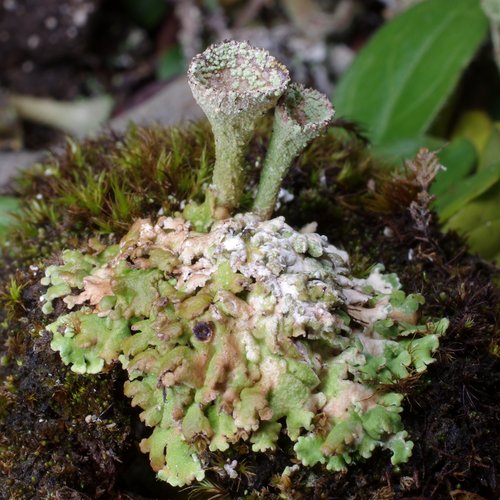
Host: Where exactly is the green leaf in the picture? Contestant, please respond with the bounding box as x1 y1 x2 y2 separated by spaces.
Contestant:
157 45 185 81
0 196 20 240
434 163 500 221
479 125 500 169
467 219 500 262
445 182 500 262
452 110 493 153
430 138 477 197
445 182 500 234
373 136 445 165
334 0 488 145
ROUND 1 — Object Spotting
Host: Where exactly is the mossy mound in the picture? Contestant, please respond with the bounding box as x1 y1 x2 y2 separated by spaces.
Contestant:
1 120 498 498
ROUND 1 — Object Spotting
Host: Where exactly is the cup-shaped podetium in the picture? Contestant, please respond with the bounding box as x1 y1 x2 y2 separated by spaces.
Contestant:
253 83 334 220
188 40 290 213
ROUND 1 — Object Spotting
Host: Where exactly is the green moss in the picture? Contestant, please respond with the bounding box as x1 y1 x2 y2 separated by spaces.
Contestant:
4 122 215 261
1 118 497 498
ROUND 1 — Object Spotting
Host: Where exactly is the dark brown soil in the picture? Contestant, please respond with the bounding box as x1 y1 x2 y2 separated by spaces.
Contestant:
0 0 161 150
0 0 101 97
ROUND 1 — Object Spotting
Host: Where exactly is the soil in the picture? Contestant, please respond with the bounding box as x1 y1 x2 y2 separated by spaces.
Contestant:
0 121 498 499
0 0 162 150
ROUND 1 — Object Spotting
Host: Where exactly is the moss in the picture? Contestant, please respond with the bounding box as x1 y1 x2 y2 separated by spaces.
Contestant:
0 120 498 498
4 122 214 261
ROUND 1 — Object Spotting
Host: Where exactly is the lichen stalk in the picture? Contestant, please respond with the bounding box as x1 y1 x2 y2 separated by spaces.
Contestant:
188 40 290 213
209 116 256 212
253 83 334 219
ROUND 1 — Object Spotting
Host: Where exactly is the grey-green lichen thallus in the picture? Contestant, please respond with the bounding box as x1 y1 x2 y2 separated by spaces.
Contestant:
253 83 335 219
188 40 290 214
40 40 448 488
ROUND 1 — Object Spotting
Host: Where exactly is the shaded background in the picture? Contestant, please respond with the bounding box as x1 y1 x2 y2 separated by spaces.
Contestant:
0 0 409 165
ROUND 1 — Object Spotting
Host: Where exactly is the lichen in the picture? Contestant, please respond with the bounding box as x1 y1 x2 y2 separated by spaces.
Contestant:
253 83 335 219
2 84 496 496
35 39 451 489
41 213 447 486
188 40 290 212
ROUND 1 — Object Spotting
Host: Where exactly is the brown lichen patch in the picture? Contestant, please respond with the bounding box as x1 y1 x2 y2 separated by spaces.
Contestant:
322 382 376 420
64 268 114 308
280 83 334 132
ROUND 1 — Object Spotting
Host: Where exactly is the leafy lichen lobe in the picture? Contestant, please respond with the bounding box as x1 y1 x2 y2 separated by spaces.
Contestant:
41 211 446 486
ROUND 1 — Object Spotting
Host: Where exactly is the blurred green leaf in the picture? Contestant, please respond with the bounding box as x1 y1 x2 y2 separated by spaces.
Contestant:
0 196 20 241
123 0 167 29
440 176 500 263
157 45 185 81
373 136 477 183
373 136 445 165
434 163 500 222
479 125 500 169
452 110 492 153
431 138 477 197
445 182 500 235
334 0 488 145
467 218 500 263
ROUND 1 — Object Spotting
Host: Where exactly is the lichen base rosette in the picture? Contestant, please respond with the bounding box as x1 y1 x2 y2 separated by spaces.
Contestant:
41 214 447 486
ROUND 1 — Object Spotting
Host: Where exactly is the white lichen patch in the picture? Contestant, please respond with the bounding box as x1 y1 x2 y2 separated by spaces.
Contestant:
41 212 447 487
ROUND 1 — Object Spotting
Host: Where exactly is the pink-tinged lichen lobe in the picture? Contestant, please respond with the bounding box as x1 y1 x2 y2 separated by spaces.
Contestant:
42 212 447 486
